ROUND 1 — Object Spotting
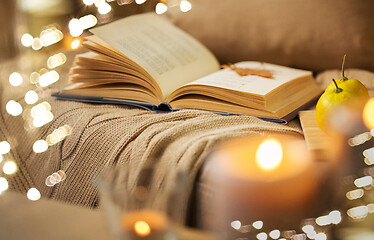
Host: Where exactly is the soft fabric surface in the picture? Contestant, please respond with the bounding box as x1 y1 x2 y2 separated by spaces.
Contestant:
170 0 374 72
1 51 373 223
0 52 303 222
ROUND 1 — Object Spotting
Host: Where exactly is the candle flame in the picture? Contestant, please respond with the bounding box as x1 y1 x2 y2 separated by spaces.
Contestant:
134 220 151 237
256 138 283 170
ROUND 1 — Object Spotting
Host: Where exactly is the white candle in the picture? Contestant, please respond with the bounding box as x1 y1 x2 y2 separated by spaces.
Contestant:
205 135 320 231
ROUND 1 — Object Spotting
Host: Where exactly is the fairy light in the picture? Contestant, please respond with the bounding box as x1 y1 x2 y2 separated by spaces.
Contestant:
6 100 23 116
9 72 23 86
27 188 41 201
47 53 67 69
269 230 280 239
348 132 372 147
33 140 49 153
30 72 40 84
31 102 53 128
0 177 8 192
0 141 11 154
282 230 296 239
292 234 306 240
307 231 317 239
347 205 368 220
71 39 81 49
252 220 263 230
256 232 267 240
0 177 9 193
363 147 374 161
316 215 331 226
98 2 112 14
231 220 241 230
83 0 95 5
314 233 327 240
79 14 98 30
69 18 83 37
21 33 34 47
155 2 167 14
46 170 66 187
364 157 374 166
31 37 43 50
354 176 373 188
39 70 59 87
315 210 342 226
115 0 134 5
301 225 314 234
367 203 374 213
135 0 147 4
328 210 342 224
46 125 71 145
40 26 63 47
3 161 17 175
94 0 105 7
180 0 191 12
346 189 365 200
25 90 39 105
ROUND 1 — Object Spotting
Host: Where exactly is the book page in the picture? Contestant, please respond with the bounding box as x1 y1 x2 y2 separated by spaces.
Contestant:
186 62 313 96
90 13 220 98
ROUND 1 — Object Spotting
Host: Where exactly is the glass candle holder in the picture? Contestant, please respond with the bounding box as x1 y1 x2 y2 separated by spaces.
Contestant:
95 167 179 240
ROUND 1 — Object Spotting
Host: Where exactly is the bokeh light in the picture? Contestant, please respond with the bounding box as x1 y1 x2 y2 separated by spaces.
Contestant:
79 14 98 30
269 230 280 239
180 0 192 12
21 33 34 47
230 220 241 230
9 72 23 86
256 232 267 240
83 0 95 5
31 37 43 50
71 39 81 49
30 72 41 84
39 70 59 87
0 177 9 193
135 0 147 4
155 2 167 14
3 161 18 175
33 140 49 153
252 220 263 230
25 90 39 105
98 2 112 14
0 141 11 154
69 18 83 37
6 100 23 116
27 188 41 201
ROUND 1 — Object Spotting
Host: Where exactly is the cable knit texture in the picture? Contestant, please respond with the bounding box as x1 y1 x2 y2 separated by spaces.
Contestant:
1 51 372 222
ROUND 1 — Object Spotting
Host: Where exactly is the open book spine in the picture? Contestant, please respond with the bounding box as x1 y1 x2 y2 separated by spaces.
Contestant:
52 92 287 123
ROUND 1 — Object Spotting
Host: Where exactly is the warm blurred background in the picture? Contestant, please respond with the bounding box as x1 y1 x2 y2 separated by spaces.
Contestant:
0 0 192 62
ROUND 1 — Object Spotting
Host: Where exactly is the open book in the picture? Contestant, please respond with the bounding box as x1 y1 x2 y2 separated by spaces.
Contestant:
54 13 322 122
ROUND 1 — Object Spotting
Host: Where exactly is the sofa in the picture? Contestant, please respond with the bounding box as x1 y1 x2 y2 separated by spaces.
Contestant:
1 0 374 236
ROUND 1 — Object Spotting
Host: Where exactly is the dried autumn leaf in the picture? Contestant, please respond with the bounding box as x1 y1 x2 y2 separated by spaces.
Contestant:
222 64 273 78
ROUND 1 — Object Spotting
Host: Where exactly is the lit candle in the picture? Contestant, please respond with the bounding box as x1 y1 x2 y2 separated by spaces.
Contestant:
119 209 170 239
204 135 320 231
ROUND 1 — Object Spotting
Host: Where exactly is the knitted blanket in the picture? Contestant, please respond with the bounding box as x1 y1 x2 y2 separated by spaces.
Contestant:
1 52 371 223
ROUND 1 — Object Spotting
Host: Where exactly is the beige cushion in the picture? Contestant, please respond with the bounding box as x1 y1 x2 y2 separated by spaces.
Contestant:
169 0 374 72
